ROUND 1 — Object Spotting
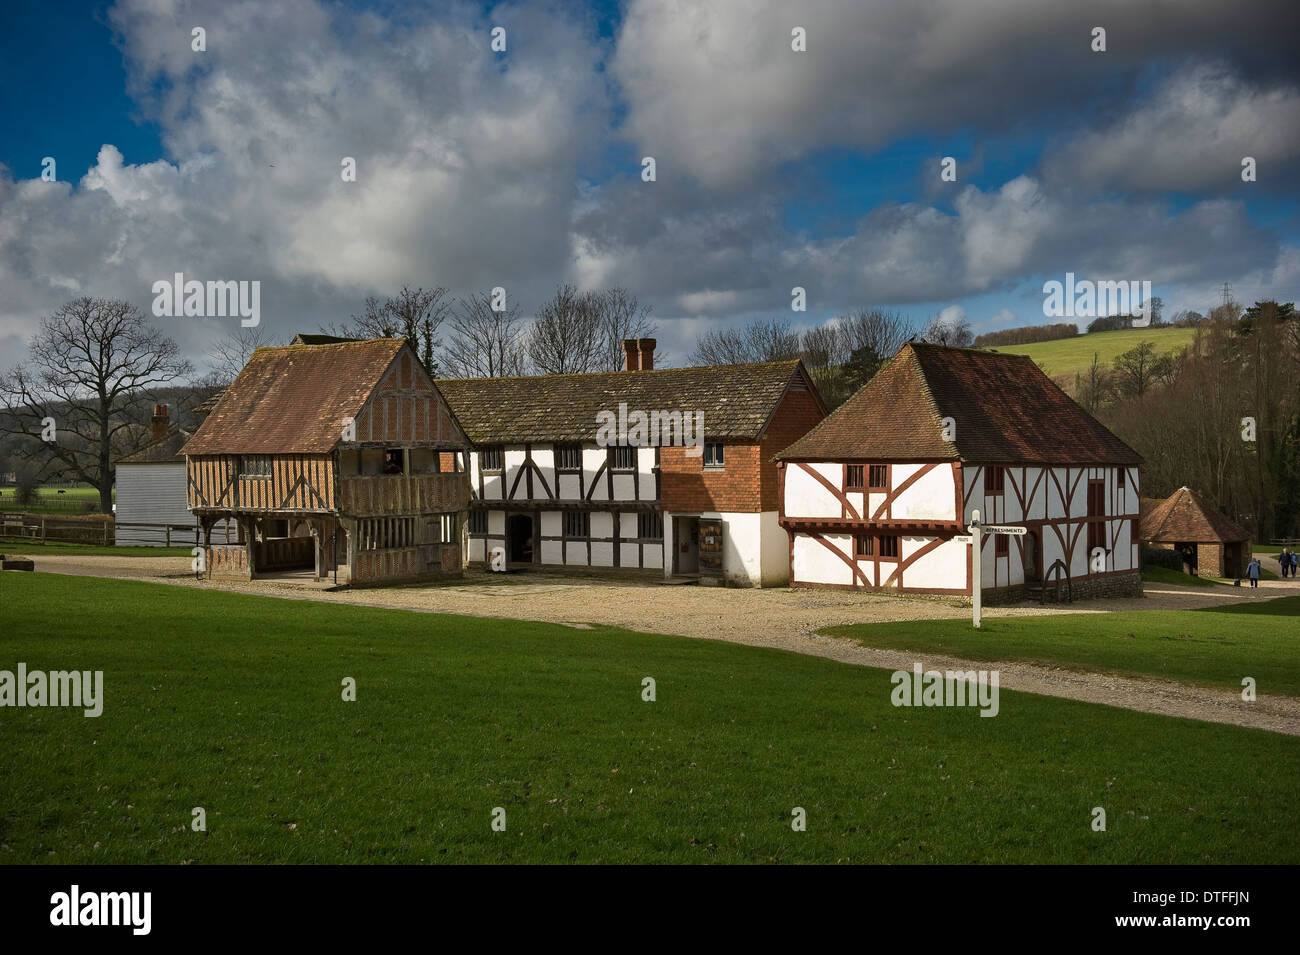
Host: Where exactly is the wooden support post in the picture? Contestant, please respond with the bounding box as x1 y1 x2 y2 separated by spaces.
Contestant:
165 525 171 548
41 517 46 544
971 509 982 629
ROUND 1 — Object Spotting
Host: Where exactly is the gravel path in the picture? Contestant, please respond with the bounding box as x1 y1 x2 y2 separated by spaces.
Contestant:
15 553 1300 736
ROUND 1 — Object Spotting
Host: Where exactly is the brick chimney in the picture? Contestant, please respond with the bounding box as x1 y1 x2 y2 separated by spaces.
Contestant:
151 403 169 440
637 338 656 371
622 339 640 372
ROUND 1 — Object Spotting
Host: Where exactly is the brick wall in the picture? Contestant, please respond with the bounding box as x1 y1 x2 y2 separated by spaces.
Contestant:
659 386 824 513
758 388 826 510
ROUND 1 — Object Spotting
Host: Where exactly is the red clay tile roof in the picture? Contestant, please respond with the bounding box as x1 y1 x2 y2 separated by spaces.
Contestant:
181 339 408 455
437 360 819 444
1141 487 1250 543
777 342 1141 465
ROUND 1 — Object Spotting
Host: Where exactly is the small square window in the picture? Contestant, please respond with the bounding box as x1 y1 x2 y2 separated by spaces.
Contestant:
564 511 590 538
240 454 272 479
638 512 663 540
480 446 504 471
846 465 864 490
609 446 636 471
555 443 582 471
468 511 487 535
984 466 1005 495
878 535 899 559
704 443 725 468
868 465 888 489
996 535 1008 557
853 533 874 558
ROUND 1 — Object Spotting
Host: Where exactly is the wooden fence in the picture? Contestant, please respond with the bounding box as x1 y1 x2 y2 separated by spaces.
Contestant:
0 513 203 548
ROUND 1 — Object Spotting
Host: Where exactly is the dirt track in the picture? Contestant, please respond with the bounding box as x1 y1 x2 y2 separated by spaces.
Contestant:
15 553 1300 736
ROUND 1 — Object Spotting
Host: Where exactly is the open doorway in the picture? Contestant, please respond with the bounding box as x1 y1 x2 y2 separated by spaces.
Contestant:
673 517 699 575
1024 531 1041 583
507 513 533 566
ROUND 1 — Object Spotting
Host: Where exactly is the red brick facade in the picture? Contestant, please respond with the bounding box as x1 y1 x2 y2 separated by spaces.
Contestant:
660 387 825 513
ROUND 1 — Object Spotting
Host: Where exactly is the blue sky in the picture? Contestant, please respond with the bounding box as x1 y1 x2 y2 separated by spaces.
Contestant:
1 0 1298 368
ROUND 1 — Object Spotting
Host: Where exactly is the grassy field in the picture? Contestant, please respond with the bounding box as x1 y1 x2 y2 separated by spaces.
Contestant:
0 542 191 558
1 573 1297 864
987 326 1199 379
826 596 1300 696
0 485 108 514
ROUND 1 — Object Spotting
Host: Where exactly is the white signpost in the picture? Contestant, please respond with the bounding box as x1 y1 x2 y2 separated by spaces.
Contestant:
967 509 1026 629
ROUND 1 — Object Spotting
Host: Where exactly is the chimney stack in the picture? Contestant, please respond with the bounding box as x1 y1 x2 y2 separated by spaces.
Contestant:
151 403 169 440
637 338 656 371
622 339 640 372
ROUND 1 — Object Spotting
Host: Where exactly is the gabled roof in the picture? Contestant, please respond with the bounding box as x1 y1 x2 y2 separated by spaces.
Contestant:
436 360 819 444
181 339 408 455
116 426 192 465
777 342 1141 465
1142 487 1249 544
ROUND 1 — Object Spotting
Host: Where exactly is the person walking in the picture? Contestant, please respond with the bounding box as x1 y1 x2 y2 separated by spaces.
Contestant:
1247 557 1261 588
1291 551 1298 578
1281 548 1291 579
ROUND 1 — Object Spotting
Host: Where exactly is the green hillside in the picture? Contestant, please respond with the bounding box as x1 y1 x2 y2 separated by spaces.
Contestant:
985 326 1199 379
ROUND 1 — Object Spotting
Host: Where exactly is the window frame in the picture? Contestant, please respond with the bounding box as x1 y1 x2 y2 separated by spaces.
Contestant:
467 510 487 535
845 465 865 490
239 454 272 480
867 464 888 490
480 446 504 472
608 445 637 472
853 533 874 558
703 443 725 469
984 466 1005 495
638 511 664 540
564 511 590 539
555 443 583 472
877 534 900 560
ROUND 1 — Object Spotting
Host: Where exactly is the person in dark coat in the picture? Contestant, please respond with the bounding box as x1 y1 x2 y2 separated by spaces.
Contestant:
1247 558 1261 588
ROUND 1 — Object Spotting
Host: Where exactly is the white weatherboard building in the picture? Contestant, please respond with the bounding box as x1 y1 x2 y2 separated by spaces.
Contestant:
437 339 826 586
777 343 1143 601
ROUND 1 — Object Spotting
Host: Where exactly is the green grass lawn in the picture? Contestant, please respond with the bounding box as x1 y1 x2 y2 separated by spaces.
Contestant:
0 542 192 558
1 574 1297 864
987 327 1199 379
0 485 108 514
826 596 1300 696
1141 566 1222 587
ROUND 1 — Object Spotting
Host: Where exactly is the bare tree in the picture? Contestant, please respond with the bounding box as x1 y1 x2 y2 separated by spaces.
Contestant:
838 308 915 362
919 312 974 347
329 285 453 376
206 325 278 385
444 292 528 378
0 297 193 513
1112 341 1174 398
799 324 846 370
690 318 800 366
595 288 657 371
527 284 604 375
1073 352 1114 414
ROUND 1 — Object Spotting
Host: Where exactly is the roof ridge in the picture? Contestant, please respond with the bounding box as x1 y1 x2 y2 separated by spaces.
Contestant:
437 358 802 385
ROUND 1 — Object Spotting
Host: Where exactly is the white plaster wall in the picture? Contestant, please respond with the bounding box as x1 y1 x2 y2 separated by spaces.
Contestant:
893 464 956 521
784 463 841 518
758 510 789 586
905 537 967 589
793 533 853 585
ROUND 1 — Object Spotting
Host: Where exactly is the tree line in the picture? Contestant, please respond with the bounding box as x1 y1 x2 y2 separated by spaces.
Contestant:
1090 301 1299 539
